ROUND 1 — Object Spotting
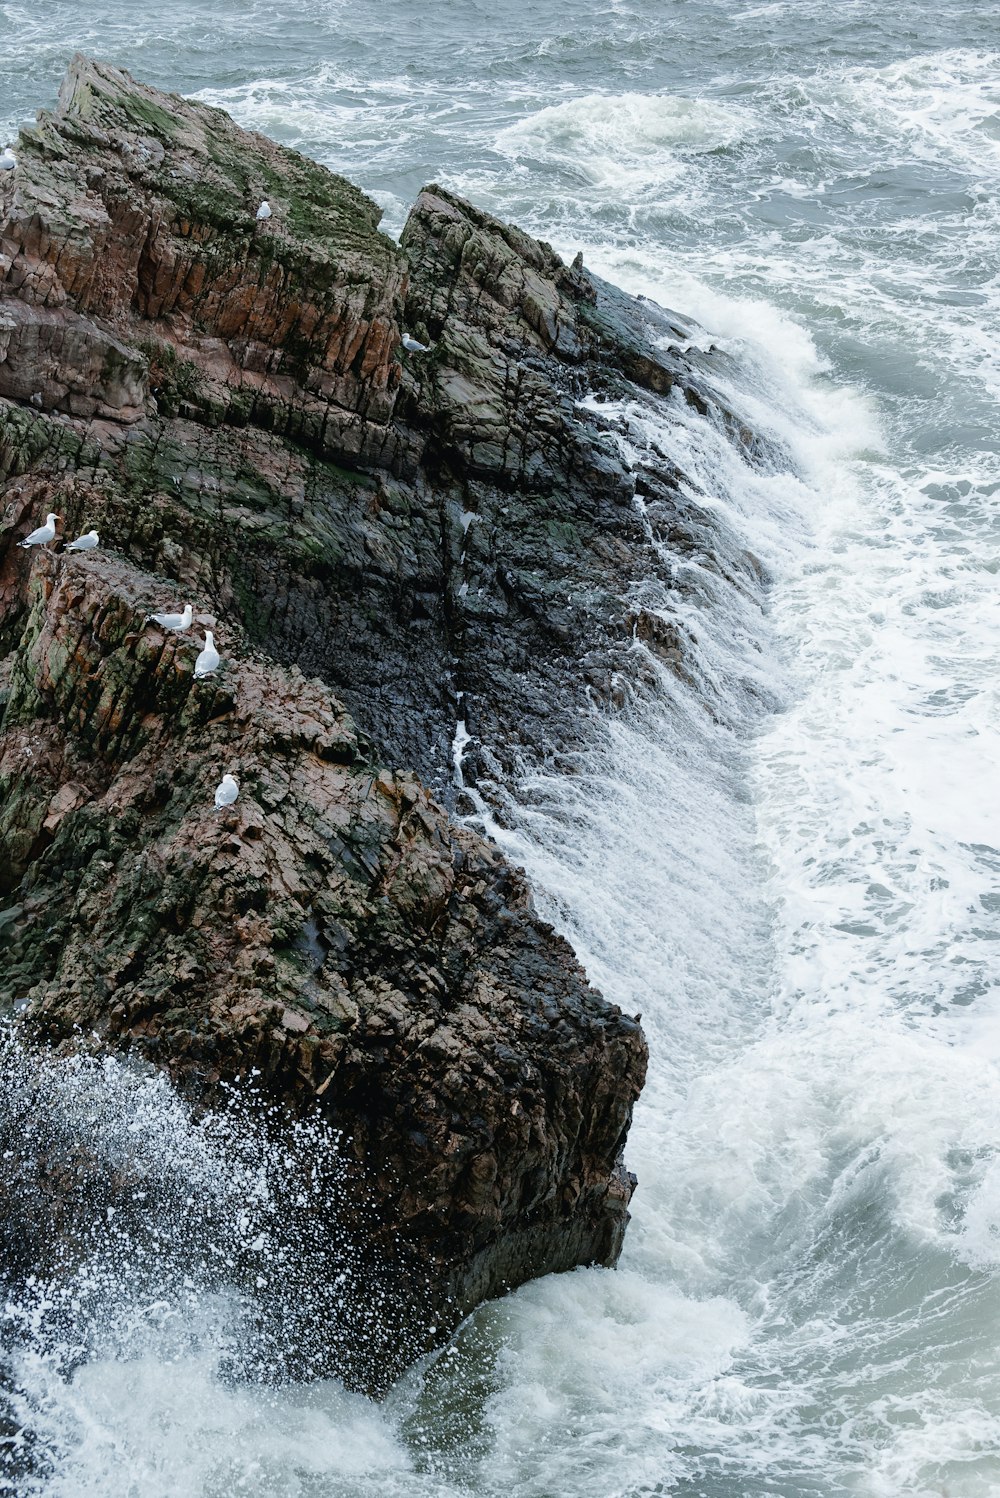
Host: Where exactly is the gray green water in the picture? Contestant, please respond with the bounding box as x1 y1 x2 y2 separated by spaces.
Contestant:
3 1 1000 1493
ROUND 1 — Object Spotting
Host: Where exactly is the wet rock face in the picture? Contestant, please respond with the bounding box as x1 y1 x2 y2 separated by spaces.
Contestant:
0 548 645 1387
0 54 767 1390
385 184 770 790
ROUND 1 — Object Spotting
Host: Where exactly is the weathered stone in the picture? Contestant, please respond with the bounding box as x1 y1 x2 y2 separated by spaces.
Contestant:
1 54 406 462
0 547 645 1389
0 55 768 1393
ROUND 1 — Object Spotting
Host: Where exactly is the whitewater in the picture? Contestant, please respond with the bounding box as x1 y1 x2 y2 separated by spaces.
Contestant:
2 0 1000 1493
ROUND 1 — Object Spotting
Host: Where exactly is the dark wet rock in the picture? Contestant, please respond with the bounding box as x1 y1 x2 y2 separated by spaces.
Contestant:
0 545 645 1388
0 54 766 1391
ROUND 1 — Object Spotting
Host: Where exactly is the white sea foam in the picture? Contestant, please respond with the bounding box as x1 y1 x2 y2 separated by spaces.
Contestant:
24 1354 411 1498
0 1035 423 1494
829 49 1000 171
494 90 757 195
732 1 788 20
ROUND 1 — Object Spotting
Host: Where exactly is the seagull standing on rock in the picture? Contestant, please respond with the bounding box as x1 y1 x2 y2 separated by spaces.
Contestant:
401 333 430 353
0 147 16 173
256 199 272 222
214 773 239 812
144 602 193 632
17 513 59 549
194 630 221 679
65 529 99 553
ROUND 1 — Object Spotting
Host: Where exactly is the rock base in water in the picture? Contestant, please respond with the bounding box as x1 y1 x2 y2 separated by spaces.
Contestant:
0 53 771 1390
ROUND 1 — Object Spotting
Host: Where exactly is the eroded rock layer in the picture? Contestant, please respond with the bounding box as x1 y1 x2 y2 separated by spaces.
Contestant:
0 54 759 1388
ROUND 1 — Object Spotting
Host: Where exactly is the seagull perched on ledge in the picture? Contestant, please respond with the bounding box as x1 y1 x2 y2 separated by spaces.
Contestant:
401 333 430 353
214 773 239 812
255 199 272 222
194 630 220 679
65 529 99 553
17 513 59 548
144 602 193 632
0 147 16 173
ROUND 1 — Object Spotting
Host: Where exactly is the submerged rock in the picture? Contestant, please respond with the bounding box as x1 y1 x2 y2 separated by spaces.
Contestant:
0 55 759 1390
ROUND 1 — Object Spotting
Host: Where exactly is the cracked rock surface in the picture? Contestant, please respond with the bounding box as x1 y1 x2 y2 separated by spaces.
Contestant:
0 54 761 1389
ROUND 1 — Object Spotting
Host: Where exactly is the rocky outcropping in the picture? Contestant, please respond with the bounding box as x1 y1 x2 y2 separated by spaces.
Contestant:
0 56 759 1390
0 543 644 1387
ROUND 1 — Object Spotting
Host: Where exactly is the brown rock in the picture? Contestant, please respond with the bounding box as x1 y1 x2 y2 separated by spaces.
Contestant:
0 543 646 1391
0 51 776 1395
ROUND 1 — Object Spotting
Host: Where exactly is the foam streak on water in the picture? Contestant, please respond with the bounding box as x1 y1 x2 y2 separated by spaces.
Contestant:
2 1 1000 1493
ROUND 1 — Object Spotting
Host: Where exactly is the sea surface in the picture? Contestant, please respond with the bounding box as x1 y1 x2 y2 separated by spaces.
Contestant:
2 1 1000 1494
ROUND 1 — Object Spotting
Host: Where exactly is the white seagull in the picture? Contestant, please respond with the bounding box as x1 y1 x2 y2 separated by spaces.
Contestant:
65 529 99 553
0 147 16 173
256 200 272 222
401 333 430 353
194 630 221 679
144 602 193 632
17 513 59 549
214 773 239 812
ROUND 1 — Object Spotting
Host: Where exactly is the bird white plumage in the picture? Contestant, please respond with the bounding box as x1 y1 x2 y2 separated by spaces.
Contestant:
17 513 59 548
401 333 430 353
144 602 193 632
214 773 239 811
194 630 221 679
0 147 16 172
256 200 272 221
65 529 99 553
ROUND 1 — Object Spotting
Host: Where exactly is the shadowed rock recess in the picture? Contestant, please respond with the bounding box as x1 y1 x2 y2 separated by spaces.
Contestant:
0 57 759 1390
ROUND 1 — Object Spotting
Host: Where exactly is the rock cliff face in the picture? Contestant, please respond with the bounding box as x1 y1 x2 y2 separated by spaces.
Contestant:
0 56 753 1390
0 545 642 1386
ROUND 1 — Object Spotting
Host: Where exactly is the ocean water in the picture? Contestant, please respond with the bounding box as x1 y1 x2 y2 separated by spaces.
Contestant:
2 1 1000 1493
